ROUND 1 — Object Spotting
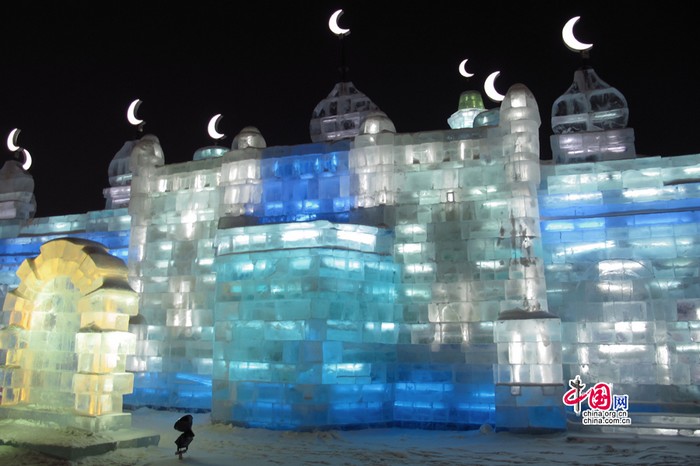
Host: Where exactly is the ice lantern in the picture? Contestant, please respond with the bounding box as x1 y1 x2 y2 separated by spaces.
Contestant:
0 238 138 432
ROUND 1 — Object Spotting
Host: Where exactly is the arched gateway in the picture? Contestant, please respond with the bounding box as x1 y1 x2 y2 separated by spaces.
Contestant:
0 238 138 432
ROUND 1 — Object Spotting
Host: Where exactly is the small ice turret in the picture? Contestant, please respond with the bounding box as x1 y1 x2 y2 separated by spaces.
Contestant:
0 159 36 220
550 17 635 163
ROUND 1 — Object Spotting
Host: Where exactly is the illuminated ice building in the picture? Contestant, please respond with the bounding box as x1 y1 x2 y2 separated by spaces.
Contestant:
1 44 700 437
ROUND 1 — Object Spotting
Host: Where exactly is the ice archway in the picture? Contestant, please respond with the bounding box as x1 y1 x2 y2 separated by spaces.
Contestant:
0 238 138 432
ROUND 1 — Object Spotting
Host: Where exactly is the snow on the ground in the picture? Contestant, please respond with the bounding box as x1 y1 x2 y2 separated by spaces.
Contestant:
1 408 698 465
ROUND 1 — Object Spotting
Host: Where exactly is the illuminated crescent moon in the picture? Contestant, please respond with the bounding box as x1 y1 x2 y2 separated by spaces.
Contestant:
484 71 505 102
127 99 144 126
7 128 21 152
329 9 350 36
458 59 474 78
207 114 226 140
562 16 593 52
21 148 32 171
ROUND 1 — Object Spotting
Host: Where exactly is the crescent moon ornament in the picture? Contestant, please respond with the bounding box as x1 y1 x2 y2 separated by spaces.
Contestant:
207 114 226 140
127 99 144 126
458 59 475 78
7 128 21 152
21 148 32 171
484 71 505 102
562 16 593 52
329 9 350 36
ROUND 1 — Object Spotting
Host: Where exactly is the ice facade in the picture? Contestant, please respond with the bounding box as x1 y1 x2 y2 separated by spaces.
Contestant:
1 74 700 434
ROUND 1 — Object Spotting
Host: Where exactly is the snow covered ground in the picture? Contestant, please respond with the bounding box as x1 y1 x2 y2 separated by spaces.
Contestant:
1 408 698 465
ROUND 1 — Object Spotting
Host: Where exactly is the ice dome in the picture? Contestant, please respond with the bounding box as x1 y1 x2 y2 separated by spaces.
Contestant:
232 126 267 150
551 66 628 134
448 90 486 129
360 111 396 135
0 159 34 194
129 134 165 172
309 82 383 142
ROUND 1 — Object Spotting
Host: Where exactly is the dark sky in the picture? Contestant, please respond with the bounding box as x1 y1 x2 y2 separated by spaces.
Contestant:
0 1 696 218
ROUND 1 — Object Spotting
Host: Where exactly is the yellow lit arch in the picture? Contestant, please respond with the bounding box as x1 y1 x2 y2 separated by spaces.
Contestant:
0 238 138 432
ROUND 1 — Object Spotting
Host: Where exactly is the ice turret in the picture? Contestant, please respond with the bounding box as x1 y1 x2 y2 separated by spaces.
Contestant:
309 82 384 142
232 126 267 150
550 66 635 163
0 160 36 220
104 135 164 209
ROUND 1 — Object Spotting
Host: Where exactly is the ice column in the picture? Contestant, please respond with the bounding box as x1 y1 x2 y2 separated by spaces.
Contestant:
492 85 565 431
126 134 226 410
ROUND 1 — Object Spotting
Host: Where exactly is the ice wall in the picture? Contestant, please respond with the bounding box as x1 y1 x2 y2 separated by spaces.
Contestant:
540 155 700 417
213 222 399 428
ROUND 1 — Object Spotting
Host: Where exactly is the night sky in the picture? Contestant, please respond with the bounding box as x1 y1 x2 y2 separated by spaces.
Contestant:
0 1 695 218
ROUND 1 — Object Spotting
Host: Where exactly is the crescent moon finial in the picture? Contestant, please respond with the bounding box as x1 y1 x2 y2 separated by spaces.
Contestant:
127 98 145 128
329 9 350 36
207 114 226 140
458 59 475 79
484 71 505 102
21 148 32 171
7 128 21 152
562 16 593 52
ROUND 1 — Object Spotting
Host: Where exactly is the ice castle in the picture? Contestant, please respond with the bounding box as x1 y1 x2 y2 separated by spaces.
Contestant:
1 32 700 438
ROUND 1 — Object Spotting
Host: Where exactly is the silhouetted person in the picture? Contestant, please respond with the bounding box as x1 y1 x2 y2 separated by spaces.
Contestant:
174 414 195 459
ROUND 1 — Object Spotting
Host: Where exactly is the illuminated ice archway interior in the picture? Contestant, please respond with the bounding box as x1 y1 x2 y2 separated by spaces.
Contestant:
0 238 138 432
